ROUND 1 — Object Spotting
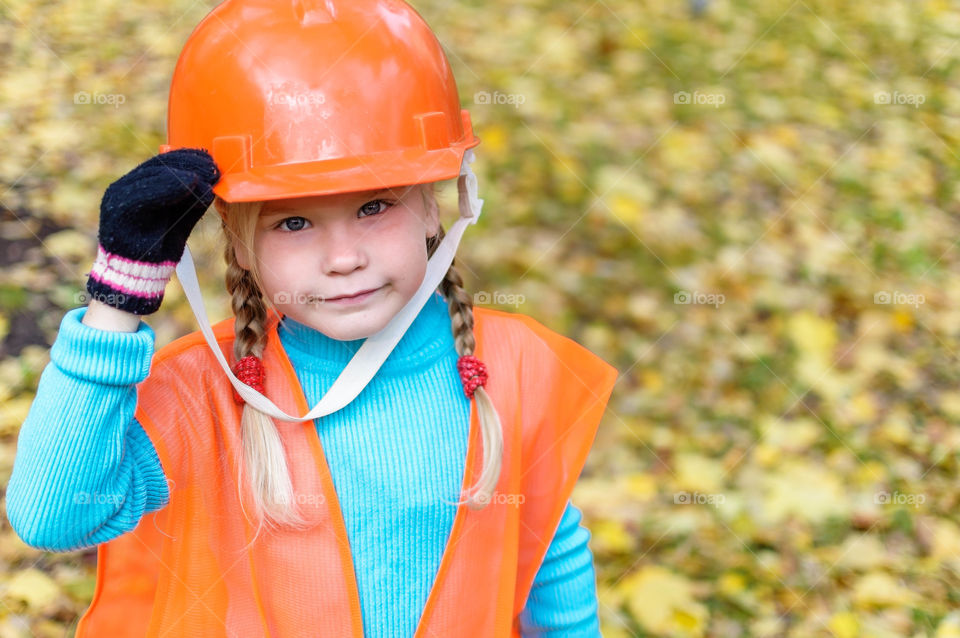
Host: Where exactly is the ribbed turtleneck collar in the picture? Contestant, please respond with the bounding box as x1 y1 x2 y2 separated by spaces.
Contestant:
276 291 454 376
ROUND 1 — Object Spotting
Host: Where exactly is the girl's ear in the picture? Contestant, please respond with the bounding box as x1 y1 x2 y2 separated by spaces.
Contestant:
421 184 440 239
219 196 253 271
232 236 251 271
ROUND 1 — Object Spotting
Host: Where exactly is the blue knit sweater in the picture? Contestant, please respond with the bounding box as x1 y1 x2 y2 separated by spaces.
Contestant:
6 292 601 636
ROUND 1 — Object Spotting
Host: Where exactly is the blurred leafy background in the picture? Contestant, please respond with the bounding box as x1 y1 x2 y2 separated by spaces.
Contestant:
1 0 959 635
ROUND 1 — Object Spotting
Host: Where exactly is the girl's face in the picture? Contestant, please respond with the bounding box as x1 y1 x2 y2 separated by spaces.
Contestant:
234 184 440 341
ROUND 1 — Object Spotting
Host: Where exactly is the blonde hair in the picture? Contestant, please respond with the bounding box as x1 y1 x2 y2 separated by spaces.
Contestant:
215 184 503 533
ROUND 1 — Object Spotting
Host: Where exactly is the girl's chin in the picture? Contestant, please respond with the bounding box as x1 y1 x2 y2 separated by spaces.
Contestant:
283 309 391 341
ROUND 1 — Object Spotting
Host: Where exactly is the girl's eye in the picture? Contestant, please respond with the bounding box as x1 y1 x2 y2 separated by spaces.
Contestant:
272 199 394 230
275 216 309 232
358 199 393 218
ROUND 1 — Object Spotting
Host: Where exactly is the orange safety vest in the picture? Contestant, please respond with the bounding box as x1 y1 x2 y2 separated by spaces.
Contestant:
74 305 618 637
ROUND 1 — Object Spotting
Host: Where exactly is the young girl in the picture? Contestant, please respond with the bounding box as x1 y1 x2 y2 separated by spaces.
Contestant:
6 0 618 636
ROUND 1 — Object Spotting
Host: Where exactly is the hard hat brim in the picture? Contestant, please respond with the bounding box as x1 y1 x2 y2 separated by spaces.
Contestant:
211 140 480 204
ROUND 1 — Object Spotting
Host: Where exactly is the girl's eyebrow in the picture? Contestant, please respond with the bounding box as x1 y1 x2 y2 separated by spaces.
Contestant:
260 188 398 217
358 187 403 199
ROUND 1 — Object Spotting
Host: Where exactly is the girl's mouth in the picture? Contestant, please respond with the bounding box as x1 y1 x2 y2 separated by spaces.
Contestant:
325 286 381 304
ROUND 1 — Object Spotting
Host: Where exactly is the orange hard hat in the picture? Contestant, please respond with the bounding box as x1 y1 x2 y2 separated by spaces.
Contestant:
161 0 480 204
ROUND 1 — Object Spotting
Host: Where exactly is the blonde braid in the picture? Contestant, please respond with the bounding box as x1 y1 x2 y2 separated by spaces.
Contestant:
221 209 309 534
429 227 504 510
224 245 267 361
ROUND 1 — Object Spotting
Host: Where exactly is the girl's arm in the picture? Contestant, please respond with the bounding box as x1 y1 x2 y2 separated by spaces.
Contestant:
82 297 142 332
518 501 602 637
5 302 170 552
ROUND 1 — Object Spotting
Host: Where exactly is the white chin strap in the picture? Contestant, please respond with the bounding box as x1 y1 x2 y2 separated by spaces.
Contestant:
174 148 483 422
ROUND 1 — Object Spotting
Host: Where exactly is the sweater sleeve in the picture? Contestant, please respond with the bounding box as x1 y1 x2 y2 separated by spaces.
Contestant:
518 501 601 637
5 306 170 552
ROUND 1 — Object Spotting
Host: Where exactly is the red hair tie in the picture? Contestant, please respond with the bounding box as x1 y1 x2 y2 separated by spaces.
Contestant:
457 355 488 400
232 355 265 404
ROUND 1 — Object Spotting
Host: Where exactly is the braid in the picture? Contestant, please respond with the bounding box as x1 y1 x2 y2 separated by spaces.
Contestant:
219 204 309 535
428 224 503 510
430 226 476 356
224 241 268 361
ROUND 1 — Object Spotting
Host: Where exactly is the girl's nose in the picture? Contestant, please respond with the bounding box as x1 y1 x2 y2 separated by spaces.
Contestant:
318 221 369 275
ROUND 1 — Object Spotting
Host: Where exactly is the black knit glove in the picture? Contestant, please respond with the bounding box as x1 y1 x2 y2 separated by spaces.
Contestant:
85 148 221 315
